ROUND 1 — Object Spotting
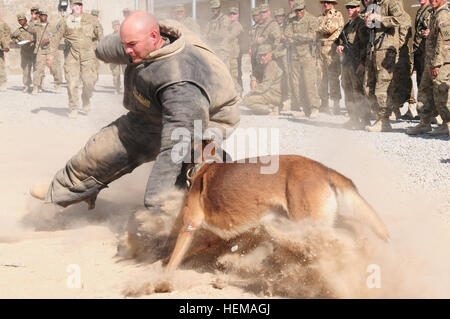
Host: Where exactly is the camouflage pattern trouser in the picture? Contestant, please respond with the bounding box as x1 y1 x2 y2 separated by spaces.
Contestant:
33 51 63 88
417 62 450 123
229 56 242 96
242 89 281 115
0 54 6 85
278 54 291 103
364 49 397 118
21 51 35 87
64 54 97 109
110 63 125 92
290 56 320 114
46 112 162 208
318 43 342 104
341 63 370 121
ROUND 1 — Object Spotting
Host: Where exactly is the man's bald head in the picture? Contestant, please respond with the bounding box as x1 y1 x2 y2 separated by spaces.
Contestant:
120 11 166 63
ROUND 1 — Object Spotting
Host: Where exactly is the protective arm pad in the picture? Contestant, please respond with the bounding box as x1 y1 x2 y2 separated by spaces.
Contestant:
95 33 131 64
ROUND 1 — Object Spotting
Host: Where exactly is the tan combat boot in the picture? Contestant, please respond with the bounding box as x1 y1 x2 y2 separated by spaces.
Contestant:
309 108 320 119
23 86 29 93
269 106 280 116
365 118 392 132
0 83 6 92
406 118 432 135
30 182 51 200
292 110 307 119
31 86 39 95
429 122 449 136
82 103 91 114
69 109 78 118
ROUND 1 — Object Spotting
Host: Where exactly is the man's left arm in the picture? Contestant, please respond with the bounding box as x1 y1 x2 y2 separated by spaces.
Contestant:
144 82 209 213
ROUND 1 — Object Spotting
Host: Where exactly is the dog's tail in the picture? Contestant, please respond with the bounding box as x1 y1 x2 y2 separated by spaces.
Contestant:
326 168 390 241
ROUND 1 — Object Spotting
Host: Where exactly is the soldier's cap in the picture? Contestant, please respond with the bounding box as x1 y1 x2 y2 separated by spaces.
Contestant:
174 4 185 12
39 10 48 16
123 8 131 12
17 13 26 20
274 8 286 16
210 0 221 9
229 7 239 14
91 9 100 16
320 0 338 3
257 44 272 56
70 0 83 5
30 7 39 12
293 0 306 11
259 3 270 13
251 8 260 16
112 20 120 26
344 0 360 7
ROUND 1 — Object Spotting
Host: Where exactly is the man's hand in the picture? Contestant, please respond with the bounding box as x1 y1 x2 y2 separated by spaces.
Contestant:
422 29 430 38
2 47 9 52
431 67 439 78
336 45 344 54
257 37 263 44
251 79 258 90
42 38 50 46
365 13 377 28
46 59 53 67
356 63 365 76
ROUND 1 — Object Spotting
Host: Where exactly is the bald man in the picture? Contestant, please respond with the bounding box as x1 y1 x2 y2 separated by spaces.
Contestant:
31 12 240 228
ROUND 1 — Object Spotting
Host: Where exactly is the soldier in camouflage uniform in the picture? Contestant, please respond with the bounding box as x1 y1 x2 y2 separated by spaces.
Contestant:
317 0 344 115
206 0 230 69
284 0 321 118
0 17 11 92
336 0 370 129
173 4 200 34
109 20 125 95
407 0 450 136
11 14 36 93
249 8 263 87
29 7 40 28
31 10 63 95
91 10 104 88
275 8 291 108
228 7 243 96
362 0 407 132
413 0 433 87
242 44 282 115
49 0 104 118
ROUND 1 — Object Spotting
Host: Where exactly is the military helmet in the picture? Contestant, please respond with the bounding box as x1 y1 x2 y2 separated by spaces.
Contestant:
320 0 338 3
274 8 286 16
344 0 360 7
17 13 26 20
251 8 260 16
229 7 239 14
70 0 83 5
257 44 272 56
174 4 185 12
259 3 270 13
210 0 221 9
112 20 120 27
293 0 306 10
30 7 39 12
91 9 100 16
39 10 48 16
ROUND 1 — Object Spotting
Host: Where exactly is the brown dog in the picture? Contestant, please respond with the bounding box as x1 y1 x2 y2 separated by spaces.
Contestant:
166 155 390 272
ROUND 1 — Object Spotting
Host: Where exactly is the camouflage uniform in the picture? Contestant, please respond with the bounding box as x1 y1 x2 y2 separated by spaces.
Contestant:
242 44 282 115
173 5 201 34
249 8 263 83
0 19 11 90
362 0 406 131
284 2 320 116
415 4 450 135
336 5 370 127
50 10 103 114
91 10 104 87
205 1 231 69
316 4 344 113
31 17 63 92
44 22 240 212
275 8 291 105
10 16 36 91
228 7 243 96
108 21 125 94
413 4 433 86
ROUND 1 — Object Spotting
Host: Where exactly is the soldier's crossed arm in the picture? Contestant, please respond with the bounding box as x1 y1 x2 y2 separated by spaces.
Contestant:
380 0 404 29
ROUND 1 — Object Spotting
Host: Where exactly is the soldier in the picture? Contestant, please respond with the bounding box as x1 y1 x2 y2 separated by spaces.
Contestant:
407 0 449 136
30 12 240 234
31 10 63 95
413 0 433 87
0 17 11 92
255 4 283 64
48 0 104 118
284 0 321 118
91 9 104 88
242 44 282 115
206 0 230 68
228 6 243 96
316 0 344 115
11 14 35 93
109 20 124 95
173 4 200 34
362 0 407 132
275 8 291 109
29 7 40 28
336 0 370 129
249 8 262 87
